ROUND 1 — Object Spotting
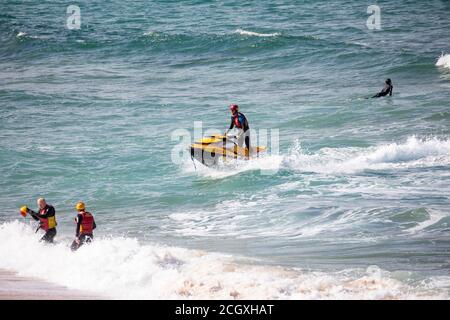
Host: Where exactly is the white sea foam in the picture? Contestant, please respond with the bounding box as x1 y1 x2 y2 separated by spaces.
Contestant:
0 221 446 299
182 153 283 179
177 136 449 242
185 136 450 178
289 136 450 174
407 209 445 234
15 31 48 40
234 29 281 37
168 198 389 241
143 31 157 36
436 53 450 69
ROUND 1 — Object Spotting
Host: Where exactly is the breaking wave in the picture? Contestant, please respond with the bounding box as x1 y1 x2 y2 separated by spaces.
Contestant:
0 221 447 299
436 53 450 69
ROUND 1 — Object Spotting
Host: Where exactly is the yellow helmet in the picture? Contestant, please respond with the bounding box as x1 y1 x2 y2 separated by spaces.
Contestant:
76 202 85 211
20 206 28 217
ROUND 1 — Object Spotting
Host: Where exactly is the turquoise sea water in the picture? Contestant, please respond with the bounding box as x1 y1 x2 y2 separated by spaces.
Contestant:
0 0 450 298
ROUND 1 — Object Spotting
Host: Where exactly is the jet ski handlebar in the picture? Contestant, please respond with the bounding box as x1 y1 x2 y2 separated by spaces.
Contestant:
223 135 239 146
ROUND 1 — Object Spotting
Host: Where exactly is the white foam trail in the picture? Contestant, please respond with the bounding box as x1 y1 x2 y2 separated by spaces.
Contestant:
436 53 450 69
0 221 446 299
15 31 48 40
182 154 282 179
185 136 450 178
234 29 281 37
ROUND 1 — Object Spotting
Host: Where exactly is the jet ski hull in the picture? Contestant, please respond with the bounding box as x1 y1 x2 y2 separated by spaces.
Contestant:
190 134 267 167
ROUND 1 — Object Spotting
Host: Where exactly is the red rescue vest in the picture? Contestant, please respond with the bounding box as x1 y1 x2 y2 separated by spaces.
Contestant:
233 113 244 129
39 207 57 231
79 211 94 235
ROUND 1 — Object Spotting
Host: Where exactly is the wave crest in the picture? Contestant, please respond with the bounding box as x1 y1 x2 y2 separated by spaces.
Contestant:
284 136 450 174
233 29 281 37
436 53 450 69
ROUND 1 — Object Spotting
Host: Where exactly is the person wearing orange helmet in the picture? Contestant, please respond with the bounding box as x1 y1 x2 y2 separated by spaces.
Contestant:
70 201 96 251
225 104 250 155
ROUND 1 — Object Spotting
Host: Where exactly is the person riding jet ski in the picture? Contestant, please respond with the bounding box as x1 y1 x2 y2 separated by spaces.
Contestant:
190 105 265 166
224 104 250 153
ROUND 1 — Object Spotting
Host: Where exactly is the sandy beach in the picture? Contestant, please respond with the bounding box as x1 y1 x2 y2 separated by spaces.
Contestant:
0 269 103 300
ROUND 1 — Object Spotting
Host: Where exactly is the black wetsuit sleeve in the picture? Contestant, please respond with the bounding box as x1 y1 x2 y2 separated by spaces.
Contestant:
29 209 40 221
75 214 83 237
389 85 393 96
228 117 235 130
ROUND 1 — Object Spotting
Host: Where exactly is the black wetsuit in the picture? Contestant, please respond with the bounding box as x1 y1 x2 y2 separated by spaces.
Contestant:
70 213 96 251
29 205 57 243
372 83 393 98
229 112 250 150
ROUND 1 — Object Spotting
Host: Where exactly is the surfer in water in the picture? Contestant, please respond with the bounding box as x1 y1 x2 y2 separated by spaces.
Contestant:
225 104 250 157
372 78 393 98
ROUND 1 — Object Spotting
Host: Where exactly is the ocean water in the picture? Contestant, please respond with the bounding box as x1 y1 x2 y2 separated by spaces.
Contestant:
1 0 450 299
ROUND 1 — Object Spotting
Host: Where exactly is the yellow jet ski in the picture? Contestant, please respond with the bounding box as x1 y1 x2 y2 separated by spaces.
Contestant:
190 134 267 166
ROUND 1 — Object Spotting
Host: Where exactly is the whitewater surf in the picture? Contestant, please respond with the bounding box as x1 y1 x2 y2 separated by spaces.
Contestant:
1 0 450 302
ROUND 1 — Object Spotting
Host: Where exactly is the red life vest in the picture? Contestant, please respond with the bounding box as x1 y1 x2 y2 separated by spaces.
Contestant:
79 211 94 235
39 207 57 231
233 113 244 129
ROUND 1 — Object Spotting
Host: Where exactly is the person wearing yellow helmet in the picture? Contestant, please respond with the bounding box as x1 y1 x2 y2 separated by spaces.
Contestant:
21 198 57 243
70 201 96 251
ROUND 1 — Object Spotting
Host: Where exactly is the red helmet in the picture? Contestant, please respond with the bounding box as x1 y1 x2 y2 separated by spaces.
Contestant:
229 104 239 113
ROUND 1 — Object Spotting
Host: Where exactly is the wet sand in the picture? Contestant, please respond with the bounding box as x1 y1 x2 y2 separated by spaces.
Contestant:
0 269 104 300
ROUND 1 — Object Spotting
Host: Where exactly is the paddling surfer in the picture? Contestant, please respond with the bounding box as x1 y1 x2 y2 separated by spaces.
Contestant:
372 78 393 98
